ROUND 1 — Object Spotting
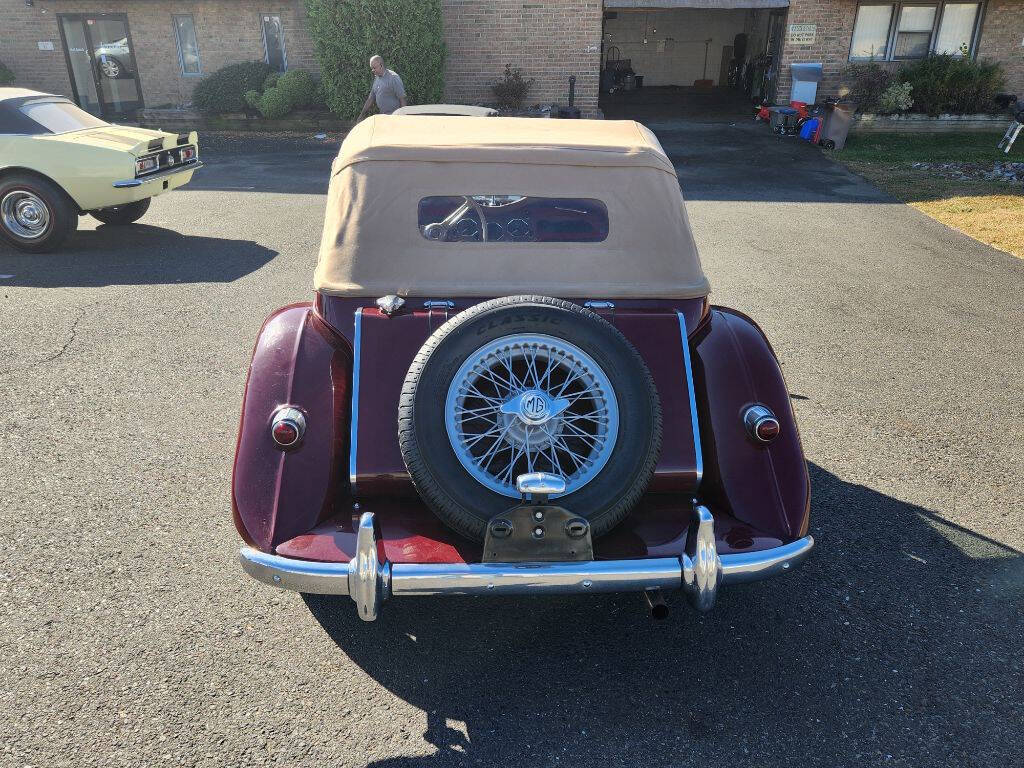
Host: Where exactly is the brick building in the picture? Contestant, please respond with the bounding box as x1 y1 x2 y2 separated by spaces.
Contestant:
1 0 1021 120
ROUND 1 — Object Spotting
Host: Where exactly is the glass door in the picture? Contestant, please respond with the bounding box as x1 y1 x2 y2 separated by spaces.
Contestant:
58 14 143 118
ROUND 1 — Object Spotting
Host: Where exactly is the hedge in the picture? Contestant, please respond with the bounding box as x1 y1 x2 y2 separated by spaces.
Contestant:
846 56 1005 116
899 55 1004 116
258 87 293 119
193 61 273 114
304 0 445 118
276 69 318 109
0 61 14 87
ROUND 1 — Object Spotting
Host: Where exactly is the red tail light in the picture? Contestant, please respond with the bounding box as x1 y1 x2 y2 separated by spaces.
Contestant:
271 406 306 448
742 404 780 445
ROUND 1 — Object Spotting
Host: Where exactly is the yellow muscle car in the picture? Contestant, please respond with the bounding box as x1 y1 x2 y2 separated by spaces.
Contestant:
0 88 201 252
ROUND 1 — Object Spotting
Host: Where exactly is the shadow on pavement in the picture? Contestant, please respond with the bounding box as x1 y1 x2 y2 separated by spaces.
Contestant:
0 224 277 287
304 462 1021 766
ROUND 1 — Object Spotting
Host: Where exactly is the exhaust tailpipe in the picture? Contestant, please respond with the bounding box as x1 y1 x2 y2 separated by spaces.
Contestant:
644 589 669 620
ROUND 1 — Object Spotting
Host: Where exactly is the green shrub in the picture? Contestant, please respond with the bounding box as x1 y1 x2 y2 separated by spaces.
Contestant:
277 69 318 109
243 89 262 110
258 87 293 119
263 72 280 91
304 0 445 118
491 64 535 111
192 61 272 113
0 61 14 87
845 62 894 113
878 81 914 114
898 55 1005 116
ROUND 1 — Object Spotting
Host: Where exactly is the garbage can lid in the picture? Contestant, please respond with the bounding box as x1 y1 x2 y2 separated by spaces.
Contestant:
790 62 823 82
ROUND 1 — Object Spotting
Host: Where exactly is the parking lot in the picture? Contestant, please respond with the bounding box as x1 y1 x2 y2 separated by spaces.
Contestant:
2 123 1022 767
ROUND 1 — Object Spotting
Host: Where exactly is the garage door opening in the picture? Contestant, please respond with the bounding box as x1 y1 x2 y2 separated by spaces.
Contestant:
599 2 788 123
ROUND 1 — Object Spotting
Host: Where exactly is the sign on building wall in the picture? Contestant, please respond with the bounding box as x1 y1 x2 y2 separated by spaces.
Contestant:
787 24 817 45
37 41 55 51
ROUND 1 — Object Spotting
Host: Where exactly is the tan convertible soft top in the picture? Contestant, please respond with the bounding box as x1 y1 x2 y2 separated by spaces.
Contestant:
315 115 710 299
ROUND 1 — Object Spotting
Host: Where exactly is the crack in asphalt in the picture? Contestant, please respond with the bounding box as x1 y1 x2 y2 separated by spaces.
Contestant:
33 305 87 367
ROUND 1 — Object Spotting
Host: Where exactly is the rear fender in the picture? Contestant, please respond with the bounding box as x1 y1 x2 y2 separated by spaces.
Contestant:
232 304 352 552
691 308 810 540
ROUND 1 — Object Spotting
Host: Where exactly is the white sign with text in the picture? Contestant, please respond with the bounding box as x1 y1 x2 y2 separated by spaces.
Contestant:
788 24 817 45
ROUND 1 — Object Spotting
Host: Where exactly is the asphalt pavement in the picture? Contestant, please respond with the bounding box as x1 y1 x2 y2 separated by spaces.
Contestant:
1 123 1021 767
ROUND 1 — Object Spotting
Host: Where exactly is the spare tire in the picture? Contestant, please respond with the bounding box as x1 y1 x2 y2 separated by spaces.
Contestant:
398 295 662 542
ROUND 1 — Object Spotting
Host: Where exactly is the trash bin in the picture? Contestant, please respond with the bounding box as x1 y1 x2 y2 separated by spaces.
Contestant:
790 62 822 105
819 101 856 150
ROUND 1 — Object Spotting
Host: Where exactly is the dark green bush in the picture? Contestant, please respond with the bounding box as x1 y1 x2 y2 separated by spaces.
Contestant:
491 64 535 111
243 89 261 110
263 72 280 91
277 69 318 109
258 87 292 119
845 62 894 113
304 0 445 118
0 61 14 87
192 61 272 113
898 55 1005 116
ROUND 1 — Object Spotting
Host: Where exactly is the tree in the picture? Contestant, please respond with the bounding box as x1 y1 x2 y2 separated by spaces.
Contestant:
304 0 446 118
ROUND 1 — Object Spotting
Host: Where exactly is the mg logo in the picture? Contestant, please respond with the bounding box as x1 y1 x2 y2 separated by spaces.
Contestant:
519 392 549 422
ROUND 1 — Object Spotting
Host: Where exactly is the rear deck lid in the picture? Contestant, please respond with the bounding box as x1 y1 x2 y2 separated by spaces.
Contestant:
350 304 701 498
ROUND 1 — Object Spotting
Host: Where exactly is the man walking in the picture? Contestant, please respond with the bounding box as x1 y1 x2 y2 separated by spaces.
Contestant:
357 55 407 120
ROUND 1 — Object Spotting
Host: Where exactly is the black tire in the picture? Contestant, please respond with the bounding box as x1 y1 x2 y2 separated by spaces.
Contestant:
90 198 150 226
0 173 77 253
398 295 663 542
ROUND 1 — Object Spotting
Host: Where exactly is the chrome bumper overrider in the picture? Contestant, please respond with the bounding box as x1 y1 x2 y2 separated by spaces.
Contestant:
112 161 203 188
239 507 814 621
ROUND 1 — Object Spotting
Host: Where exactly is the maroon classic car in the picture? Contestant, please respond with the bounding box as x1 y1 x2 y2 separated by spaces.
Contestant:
233 115 813 621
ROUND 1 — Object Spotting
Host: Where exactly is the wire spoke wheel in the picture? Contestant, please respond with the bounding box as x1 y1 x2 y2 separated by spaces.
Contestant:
399 295 662 542
445 334 619 498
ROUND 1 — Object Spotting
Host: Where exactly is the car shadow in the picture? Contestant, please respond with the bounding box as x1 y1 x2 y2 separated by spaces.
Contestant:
0 224 277 287
303 462 1022 766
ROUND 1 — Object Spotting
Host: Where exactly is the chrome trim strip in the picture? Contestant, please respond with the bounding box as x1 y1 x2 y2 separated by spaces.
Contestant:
239 512 815 620
112 160 202 188
348 308 362 494
391 559 681 596
676 311 704 486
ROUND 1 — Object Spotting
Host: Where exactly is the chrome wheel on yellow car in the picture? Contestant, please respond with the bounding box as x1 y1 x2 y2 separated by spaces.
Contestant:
0 174 76 253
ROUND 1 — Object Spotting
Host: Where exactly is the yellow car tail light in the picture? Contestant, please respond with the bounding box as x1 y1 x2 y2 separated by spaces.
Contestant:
135 156 158 175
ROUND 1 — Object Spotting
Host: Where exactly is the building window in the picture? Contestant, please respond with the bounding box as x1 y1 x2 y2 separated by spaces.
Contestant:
173 15 201 75
262 15 287 72
893 6 937 59
850 4 895 60
934 3 981 55
849 2 982 61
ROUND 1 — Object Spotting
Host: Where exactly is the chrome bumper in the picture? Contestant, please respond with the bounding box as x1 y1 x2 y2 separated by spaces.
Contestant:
239 507 814 621
112 161 203 188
